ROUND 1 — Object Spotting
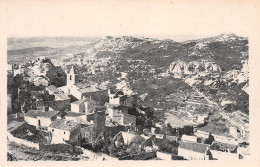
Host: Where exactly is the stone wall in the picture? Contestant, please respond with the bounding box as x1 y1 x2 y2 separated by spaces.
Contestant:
119 151 156 160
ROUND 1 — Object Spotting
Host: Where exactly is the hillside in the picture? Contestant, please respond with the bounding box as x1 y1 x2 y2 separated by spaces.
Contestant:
7 34 249 142
87 34 248 114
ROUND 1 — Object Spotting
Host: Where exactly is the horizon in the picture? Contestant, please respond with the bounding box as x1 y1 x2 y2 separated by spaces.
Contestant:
3 0 254 43
7 33 247 43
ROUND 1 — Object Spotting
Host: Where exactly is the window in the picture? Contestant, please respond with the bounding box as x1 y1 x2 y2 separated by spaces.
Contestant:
64 132 66 134
52 129 54 132
70 75 72 80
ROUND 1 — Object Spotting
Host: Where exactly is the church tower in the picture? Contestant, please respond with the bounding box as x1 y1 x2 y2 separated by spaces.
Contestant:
67 66 76 86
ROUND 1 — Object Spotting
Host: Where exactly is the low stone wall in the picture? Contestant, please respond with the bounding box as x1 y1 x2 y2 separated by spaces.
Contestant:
7 132 39 150
119 151 156 160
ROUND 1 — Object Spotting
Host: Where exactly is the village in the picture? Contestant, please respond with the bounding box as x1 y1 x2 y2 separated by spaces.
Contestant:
7 56 249 161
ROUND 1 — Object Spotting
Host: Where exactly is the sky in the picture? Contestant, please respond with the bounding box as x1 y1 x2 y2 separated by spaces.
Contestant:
1 0 260 41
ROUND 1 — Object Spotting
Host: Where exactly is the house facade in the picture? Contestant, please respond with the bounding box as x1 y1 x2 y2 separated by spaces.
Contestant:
178 141 211 160
24 110 59 128
71 98 105 113
108 89 137 107
48 119 81 145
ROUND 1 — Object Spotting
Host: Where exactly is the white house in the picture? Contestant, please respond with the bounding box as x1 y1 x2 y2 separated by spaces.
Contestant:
178 141 211 160
71 98 105 113
181 135 198 143
106 104 136 128
108 89 137 107
48 119 81 145
24 109 59 128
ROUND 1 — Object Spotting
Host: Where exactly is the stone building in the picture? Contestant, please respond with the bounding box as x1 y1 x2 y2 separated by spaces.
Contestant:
24 109 59 129
178 141 211 160
59 66 108 102
48 119 81 145
71 98 105 113
108 89 137 107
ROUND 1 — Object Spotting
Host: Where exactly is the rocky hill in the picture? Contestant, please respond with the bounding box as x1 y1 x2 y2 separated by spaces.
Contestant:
89 34 248 114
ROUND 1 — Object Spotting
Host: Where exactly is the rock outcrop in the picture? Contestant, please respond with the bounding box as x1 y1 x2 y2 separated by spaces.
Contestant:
169 60 221 78
94 36 147 52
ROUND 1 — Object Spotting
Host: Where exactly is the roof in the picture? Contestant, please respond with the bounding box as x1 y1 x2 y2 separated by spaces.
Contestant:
75 82 92 89
152 138 178 153
165 135 179 142
87 103 105 113
106 103 120 109
54 92 70 100
8 122 25 133
179 141 209 154
65 112 86 117
25 110 59 119
49 119 80 131
210 141 237 152
46 85 60 93
71 98 97 105
78 86 101 94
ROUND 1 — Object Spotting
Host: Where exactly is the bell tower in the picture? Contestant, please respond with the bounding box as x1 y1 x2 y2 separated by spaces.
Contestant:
67 66 76 86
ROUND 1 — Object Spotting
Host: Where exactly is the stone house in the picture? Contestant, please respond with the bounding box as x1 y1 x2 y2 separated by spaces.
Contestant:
181 134 198 143
79 110 106 140
178 141 211 160
108 89 137 107
106 104 136 128
24 109 59 128
210 141 238 160
71 98 105 113
45 85 71 111
48 119 81 145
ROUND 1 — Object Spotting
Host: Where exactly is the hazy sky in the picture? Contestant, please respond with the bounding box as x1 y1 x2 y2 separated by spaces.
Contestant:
2 0 259 41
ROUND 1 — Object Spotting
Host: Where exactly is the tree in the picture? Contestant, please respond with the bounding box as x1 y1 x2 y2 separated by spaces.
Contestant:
204 133 215 145
182 125 193 135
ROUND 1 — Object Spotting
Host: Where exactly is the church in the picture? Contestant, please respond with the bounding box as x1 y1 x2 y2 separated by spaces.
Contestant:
58 66 108 103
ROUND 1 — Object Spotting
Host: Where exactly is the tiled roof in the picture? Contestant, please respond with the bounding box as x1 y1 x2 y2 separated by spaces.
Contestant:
153 138 176 153
49 119 80 131
55 92 70 100
87 103 105 113
78 86 101 93
46 85 60 93
25 110 59 118
65 112 86 117
75 82 92 89
210 141 237 152
179 141 209 154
